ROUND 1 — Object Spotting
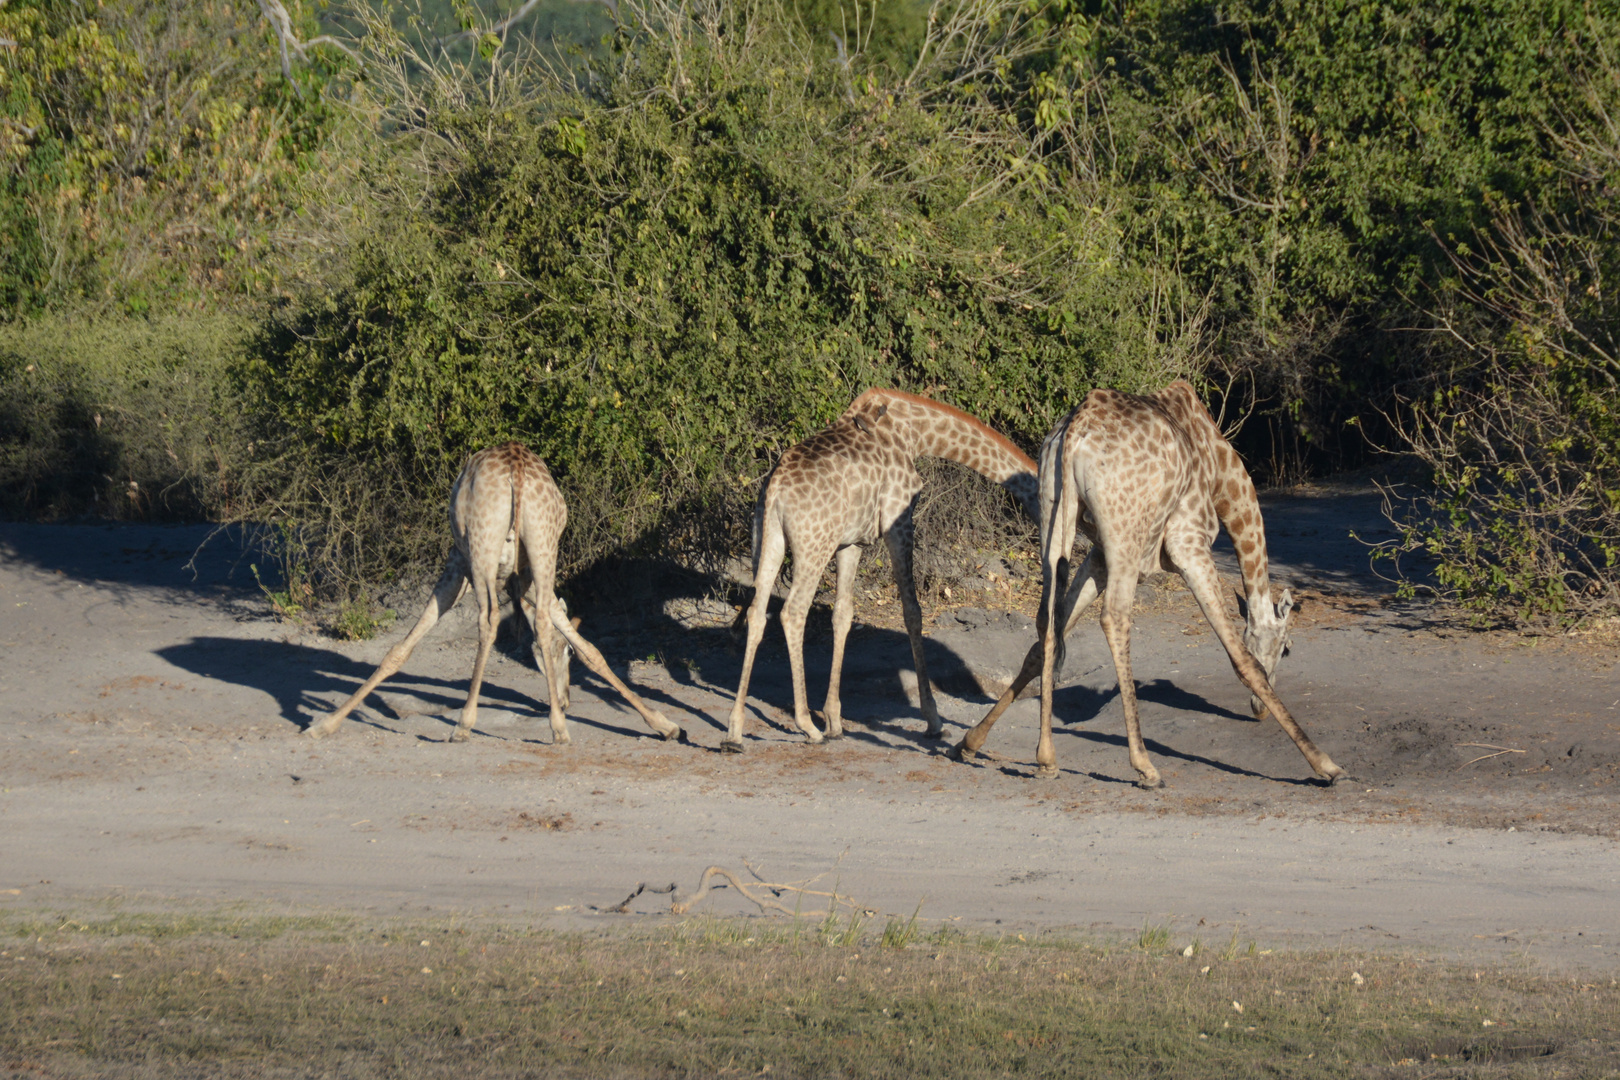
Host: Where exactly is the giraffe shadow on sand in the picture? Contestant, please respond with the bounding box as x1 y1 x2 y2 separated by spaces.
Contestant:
944 677 1303 782
156 623 696 744
1049 723 1332 786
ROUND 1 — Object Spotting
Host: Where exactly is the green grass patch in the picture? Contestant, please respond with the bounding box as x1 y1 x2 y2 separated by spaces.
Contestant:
1 911 1616 1078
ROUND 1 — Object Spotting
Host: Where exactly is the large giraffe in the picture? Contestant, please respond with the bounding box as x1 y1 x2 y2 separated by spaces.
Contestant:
724 388 1039 753
307 443 682 744
952 381 1345 787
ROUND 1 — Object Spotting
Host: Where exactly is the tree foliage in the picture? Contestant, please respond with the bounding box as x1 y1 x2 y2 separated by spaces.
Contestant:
4 0 1620 625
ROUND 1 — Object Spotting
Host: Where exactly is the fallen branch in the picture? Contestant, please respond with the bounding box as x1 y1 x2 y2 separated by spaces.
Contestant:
600 881 677 914
1454 743 1526 770
662 855 870 918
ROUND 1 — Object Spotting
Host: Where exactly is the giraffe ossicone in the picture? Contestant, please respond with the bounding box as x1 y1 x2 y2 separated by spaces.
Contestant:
306 443 682 745
723 388 1040 752
952 381 1344 787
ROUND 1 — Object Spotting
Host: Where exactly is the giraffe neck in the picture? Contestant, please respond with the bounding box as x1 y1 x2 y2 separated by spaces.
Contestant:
1152 381 1278 609
845 388 1040 521
1210 443 1277 609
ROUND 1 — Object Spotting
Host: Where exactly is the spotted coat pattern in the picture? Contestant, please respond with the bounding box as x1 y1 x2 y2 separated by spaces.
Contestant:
307 443 681 744
954 381 1344 786
724 389 1039 751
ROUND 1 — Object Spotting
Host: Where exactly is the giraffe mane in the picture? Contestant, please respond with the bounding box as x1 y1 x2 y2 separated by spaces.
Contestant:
846 387 1037 472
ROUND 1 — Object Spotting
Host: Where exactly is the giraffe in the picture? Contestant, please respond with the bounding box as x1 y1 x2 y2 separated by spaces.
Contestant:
723 388 1039 753
951 381 1345 787
306 443 683 744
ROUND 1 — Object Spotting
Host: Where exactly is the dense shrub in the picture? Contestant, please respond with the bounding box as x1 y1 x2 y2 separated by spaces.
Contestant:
3 0 1618 626
235 0 1194 590
0 311 251 518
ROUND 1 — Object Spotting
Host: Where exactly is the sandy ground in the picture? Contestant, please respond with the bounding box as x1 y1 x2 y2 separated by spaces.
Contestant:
2 482 1618 970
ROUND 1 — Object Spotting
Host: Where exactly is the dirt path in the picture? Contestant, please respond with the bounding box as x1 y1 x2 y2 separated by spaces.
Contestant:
2 483 1618 969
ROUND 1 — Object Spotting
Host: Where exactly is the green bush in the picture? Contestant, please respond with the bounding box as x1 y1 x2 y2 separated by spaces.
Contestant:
236 0 1192 590
0 0 344 318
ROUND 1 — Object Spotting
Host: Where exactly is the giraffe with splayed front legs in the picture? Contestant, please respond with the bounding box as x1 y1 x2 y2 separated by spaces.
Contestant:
952 381 1344 787
724 389 1039 753
307 443 682 745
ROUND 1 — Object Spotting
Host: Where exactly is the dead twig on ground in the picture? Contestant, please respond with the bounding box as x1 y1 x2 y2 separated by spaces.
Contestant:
601 881 678 914
1455 743 1527 770
668 856 870 918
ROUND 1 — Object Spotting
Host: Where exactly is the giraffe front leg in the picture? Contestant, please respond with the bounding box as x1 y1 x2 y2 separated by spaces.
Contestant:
309 555 468 739
1172 546 1345 784
953 640 1040 762
952 549 1102 763
531 597 575 745
553 612 682 741
819 545 863 740
884 515 941 738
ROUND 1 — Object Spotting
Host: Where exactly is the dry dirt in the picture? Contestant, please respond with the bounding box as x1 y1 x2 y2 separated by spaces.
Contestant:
2 481 1618 969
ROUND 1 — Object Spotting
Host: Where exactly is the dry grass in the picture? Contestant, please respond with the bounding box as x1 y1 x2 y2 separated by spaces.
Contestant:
2 910 1617 1078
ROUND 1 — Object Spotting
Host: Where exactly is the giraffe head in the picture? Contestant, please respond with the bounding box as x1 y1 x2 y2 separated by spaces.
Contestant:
1237 588 1293 718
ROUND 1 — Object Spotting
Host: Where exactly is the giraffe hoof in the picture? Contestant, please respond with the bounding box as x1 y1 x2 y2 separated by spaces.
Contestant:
1135 775 1164 790
1034 764 1059 780
661 726 687 743
450 728 472 743
924 727 945 741
304 724 331 740
720 739 745 755
949 742 975 763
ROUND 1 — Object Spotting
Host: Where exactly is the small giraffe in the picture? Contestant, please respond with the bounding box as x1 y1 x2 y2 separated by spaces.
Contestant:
306 443 682 744
724 388 1039 752
952 381 1344 786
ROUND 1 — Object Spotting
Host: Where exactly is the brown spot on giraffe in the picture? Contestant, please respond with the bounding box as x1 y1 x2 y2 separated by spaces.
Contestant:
306 444 682 745
953 380 1344 788
723 389 1039 752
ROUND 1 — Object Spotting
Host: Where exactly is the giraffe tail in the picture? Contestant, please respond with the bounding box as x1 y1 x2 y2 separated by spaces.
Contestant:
1039 416 1084 680
749 465 784 585
732 471 783 636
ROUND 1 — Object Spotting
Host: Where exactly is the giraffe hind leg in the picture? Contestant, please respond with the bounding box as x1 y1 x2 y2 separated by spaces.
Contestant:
724 512 787 752
453 574 502 742
523 583 574 744
952 537 1104 763
778 541 835 744
819 544 863 739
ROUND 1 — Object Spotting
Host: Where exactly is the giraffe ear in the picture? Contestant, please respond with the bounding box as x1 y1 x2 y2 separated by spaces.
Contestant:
1276 588 1294 621
853 414 873 434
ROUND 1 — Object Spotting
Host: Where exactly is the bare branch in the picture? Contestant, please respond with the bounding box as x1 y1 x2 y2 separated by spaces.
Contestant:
662 857 869 919
254 0 362 94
